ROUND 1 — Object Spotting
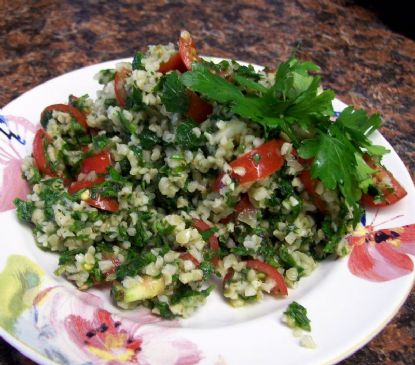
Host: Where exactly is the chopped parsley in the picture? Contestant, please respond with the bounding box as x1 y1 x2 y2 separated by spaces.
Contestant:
284 301 311 332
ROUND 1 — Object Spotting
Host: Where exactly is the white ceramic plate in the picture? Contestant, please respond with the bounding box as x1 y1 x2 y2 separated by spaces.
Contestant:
1 58 414 365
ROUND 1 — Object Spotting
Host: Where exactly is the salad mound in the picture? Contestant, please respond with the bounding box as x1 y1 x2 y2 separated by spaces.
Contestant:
14 31 407 318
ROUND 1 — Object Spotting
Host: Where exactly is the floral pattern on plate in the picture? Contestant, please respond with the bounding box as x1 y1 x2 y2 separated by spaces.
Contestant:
0 254 202 365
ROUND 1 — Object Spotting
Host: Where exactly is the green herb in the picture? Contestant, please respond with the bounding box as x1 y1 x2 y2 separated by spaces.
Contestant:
92 134 110 151
90 180 123 199
125 86 144 112
14 198 35 223
233 63 261 80
182 59 385 218
284 301 311 331
117 110 137 135
161 72 190 113
40 110 53 129
252 152 261 164
152 300 175 319
58 248 86 265
170 283 214 305
116 250 157 280
234 74 267 93
132 51 145 70
97 69 116 84
68 94 89 111
200 227 219 241
139 128 161 150
175 120 205 150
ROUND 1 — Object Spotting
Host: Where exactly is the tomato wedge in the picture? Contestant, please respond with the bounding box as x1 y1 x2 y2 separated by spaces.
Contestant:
193 219 220 251
299 169 327 212
245 259 288 296
361 155 407 207
229 139 284 185
223 268 235 289
32 129 56 176
68 177 105 195
220 194 254 224
193 219 220 266
68 177 119 212
159 52 187 74
178 30 198 70
86 196 119 213
41 104 88 130
186 91 213 123
114 68 130 108
179 252 200 267
81 151 112 175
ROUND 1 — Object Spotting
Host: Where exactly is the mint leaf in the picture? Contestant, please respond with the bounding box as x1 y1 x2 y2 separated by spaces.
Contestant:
161 72 190 113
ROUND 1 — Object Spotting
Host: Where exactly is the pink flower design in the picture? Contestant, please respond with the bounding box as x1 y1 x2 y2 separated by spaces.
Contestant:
347 223 415 281
65 308 143 364
0 115 37 212
31 286 203 365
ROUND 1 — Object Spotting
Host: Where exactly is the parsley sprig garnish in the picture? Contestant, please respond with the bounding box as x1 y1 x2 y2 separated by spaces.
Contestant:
181 58 387 220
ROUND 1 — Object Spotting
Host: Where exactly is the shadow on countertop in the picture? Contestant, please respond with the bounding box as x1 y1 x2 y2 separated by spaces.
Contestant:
347 0 414 39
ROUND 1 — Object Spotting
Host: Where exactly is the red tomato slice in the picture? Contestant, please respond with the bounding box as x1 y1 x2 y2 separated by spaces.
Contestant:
81 151 112 175
223 268 235 289
68 177 105 195
246 259 288 296
41 104 88 130
179 252 200 267
186 91 213 123
235 194 254 213
361 155 407 207
220 194 254 224
114 68 130 108
299 169 327 212
86 196 119 213
159 52 187 74
32 129 56 176
178 30 198 70
229 139 284 185
193 219 220 265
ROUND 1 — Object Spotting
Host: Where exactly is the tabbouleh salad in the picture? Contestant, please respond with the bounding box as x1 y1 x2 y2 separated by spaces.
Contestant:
14 31 407 318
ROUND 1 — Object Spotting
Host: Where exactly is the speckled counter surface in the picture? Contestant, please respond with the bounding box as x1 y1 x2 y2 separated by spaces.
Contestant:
0 0 414 364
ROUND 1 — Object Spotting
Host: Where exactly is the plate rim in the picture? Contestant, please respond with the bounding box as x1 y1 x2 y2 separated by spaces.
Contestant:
1 57 414 365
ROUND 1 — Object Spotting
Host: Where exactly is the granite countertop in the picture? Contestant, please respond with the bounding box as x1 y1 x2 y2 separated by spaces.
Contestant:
0 0 414 364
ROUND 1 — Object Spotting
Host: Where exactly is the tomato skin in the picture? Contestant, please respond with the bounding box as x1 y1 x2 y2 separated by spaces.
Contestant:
159 52 187 74
80 151 112 175
212 172 225 193
220 194 254 224
223 268 235 289
299 169 327 212
178 30 198 70
179 252 200 267
186 91 213 123
361 155 407 207
229 139 284 184
67 177 105 195
86 196 119 213
68 177 119 212
41 104 88 130
33 129 56 176
245 259 288 296
114 68 130 108
235 194 254 213
192 219 219 251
